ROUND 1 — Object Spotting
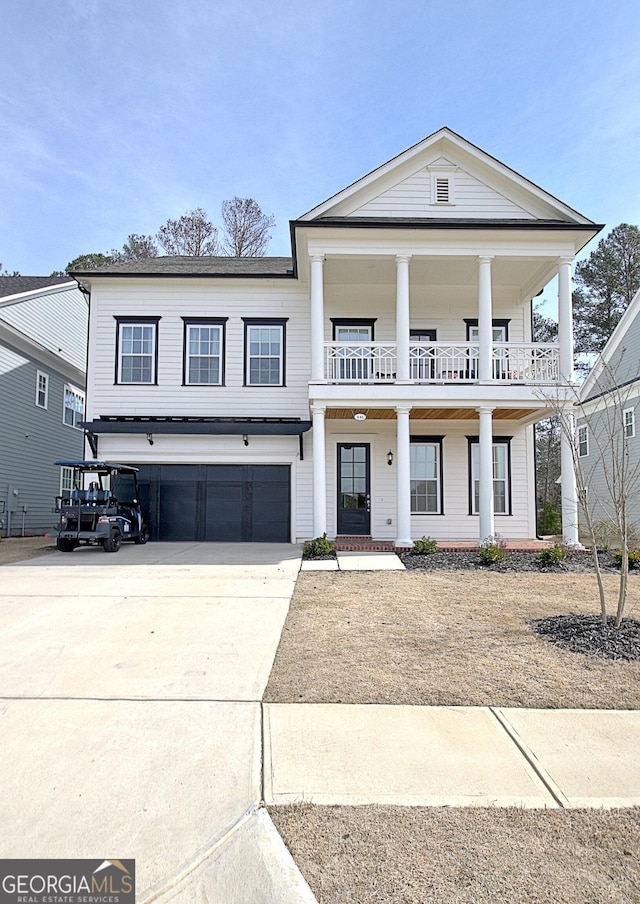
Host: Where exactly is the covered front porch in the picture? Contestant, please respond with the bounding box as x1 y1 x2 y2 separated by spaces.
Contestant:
309 403 579 548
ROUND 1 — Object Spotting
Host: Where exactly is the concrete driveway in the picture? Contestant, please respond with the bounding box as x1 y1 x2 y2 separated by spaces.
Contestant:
0 542 316 903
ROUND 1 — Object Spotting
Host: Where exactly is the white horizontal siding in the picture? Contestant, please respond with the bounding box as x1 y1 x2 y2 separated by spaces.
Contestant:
88 281 310 420
353 167 533 219
0 288 88 372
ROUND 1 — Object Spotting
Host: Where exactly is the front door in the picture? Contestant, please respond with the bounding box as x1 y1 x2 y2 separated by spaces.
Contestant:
337 443 371 535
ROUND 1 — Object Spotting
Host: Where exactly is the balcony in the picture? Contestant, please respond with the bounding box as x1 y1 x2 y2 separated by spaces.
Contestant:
323 342 560 384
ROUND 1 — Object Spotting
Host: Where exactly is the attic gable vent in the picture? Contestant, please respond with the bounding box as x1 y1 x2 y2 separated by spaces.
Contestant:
435 177 450 203
430 172 455 205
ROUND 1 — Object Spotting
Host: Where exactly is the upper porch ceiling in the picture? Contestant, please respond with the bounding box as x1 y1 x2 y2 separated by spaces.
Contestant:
321 253 559 301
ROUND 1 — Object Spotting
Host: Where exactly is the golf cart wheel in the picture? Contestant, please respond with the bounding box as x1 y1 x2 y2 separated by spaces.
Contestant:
134 524 150 545
56 537 77 553
103 528 122 553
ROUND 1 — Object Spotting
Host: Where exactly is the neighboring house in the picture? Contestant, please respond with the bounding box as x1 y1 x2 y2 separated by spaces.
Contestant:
0 277 88 535
74 128 601 546
577 286 640 532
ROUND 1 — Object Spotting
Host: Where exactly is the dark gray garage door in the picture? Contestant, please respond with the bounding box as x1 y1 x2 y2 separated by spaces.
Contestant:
135 464 290 542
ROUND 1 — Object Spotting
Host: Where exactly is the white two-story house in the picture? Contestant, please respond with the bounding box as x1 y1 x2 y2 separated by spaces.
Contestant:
75 128 601 546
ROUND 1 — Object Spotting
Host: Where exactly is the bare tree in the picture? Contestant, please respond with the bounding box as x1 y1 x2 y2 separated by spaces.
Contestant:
156 208 219 256
221 197 275 256
542 357 640 627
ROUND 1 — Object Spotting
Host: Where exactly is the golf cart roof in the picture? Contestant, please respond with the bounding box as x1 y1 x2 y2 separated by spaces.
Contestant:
54 460 139 473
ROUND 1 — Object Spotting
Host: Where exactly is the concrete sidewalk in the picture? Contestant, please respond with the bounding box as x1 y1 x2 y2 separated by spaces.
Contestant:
264 703 640 809
301 551 405 570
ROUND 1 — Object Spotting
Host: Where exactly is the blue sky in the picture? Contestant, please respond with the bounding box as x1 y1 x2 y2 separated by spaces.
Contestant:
2 0 639 293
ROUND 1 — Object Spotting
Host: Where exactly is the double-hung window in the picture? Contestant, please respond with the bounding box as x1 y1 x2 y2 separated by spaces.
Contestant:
183 319 226 385
410 436 443 514
35 370 49 408
577 424 589 457
244 318 287 386
63 384 85 429
623 408 635 439
116 317 159 384
468 436 512 515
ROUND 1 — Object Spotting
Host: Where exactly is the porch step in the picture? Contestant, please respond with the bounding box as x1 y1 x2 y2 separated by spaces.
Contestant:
333 537 399 552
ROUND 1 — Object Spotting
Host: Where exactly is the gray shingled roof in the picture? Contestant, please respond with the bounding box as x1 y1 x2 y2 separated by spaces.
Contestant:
71 256 294 277
0 275 74 299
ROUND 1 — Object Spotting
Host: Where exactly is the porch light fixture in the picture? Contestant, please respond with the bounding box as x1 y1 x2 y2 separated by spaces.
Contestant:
243 434 249 446
387 450 394 466
354 412 367 421
146 432 154 446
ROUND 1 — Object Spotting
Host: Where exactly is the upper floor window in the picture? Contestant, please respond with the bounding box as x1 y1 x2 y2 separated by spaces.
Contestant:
35 370 49 408
115 317 160 384
243 318 287 386
468 437 512 515
183 319 227 385
624 407 635 439
410 436 443 514
577 424 589 457
63 384 85 429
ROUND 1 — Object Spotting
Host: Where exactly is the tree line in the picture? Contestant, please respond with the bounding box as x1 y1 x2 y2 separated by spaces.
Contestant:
61 197 275 274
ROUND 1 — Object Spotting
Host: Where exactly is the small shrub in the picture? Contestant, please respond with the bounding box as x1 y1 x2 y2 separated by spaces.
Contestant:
613 548 640 570
536 544 568 567
537 501 562 536
303 533 334 558
412 536 438 555
479 535 507 565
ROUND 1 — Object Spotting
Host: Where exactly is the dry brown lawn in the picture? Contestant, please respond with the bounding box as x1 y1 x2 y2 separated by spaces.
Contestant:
264 570 640 709
271 804 640 904
0 536 55 565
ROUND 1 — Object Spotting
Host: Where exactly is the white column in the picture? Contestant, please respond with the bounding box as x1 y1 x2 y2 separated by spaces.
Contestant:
560 412 580 545
477 256 494 381
395 255 411 382
395 405 412 547
558 257 574 383
310 254 325 382
478 406 495 542
311 404 327 537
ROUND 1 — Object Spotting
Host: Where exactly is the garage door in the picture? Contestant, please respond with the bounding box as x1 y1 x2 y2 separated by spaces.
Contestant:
134 464 290 542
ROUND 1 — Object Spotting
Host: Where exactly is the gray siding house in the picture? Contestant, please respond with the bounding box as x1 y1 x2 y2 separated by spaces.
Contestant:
578 286 640 533
0 277 88 535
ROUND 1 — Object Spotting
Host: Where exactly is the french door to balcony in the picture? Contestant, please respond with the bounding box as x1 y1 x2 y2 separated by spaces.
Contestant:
337 443 371 535
335 324 373 380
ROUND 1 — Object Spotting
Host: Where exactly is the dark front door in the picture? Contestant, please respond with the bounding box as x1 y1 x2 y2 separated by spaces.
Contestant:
337 443 370 535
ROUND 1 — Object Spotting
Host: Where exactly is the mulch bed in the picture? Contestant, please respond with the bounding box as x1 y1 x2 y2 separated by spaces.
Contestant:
400 549 622 573
533 613 640 662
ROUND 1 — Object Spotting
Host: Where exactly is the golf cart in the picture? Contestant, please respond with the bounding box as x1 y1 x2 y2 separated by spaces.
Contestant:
54 460 149 553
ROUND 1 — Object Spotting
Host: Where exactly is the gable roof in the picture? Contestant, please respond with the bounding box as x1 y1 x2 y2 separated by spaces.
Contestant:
299 127 596 226
580 286 640 402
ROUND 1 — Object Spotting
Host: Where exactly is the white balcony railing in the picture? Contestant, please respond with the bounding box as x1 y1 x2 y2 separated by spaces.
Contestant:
323 342 560 384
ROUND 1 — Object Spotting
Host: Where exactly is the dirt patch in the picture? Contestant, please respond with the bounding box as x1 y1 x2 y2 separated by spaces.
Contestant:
271 804 640 904
263 570 640 708
0 536 55 565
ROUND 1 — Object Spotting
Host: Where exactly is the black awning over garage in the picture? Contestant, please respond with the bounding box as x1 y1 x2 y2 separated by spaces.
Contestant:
82 416 312 435
134 464 291 543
